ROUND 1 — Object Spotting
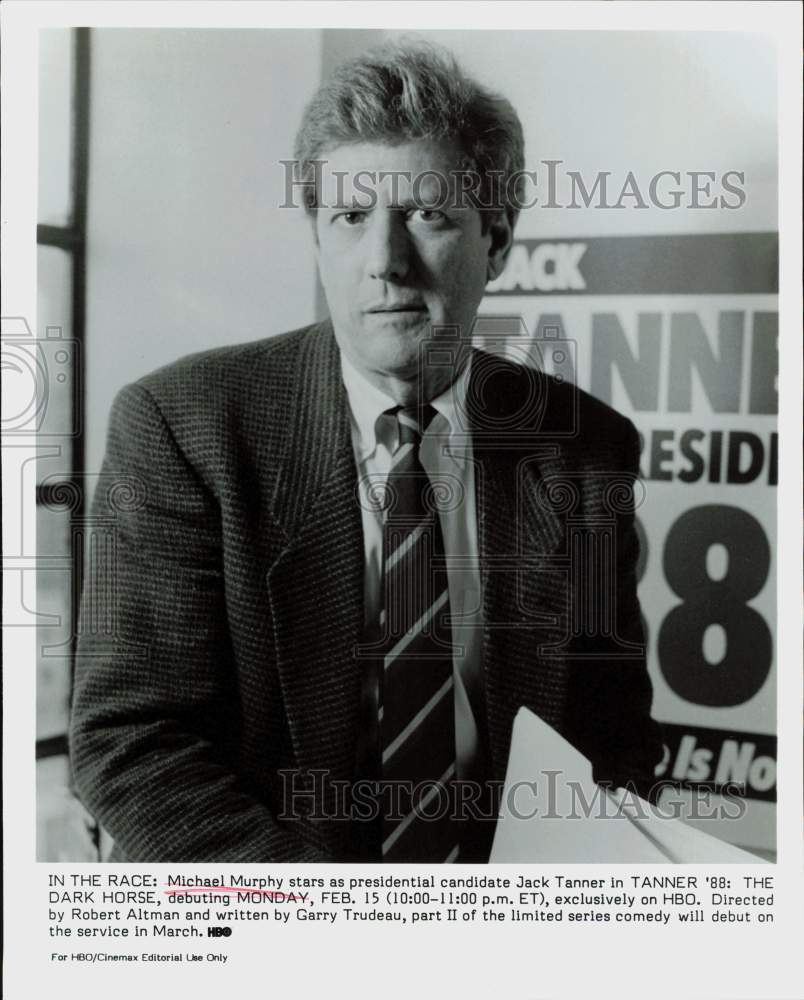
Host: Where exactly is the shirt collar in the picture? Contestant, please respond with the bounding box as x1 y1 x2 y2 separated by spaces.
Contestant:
340 353 398 461
340 350 473 462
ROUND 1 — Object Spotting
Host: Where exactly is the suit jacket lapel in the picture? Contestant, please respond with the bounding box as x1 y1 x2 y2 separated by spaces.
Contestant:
469 351 571 776
265 324 365 788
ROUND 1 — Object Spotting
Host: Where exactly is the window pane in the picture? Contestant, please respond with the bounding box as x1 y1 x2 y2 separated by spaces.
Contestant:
37 755 98 861
37 504 73 740
38 29 74 226
37 245 75 461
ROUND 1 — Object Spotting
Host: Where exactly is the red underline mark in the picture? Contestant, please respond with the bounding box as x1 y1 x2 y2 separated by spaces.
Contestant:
162 886 303 903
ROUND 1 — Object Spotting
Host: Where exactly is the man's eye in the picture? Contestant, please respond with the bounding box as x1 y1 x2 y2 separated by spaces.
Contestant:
409 208 446 224
337 211 366 226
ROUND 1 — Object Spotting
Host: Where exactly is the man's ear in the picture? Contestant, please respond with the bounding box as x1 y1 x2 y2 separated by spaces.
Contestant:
486 209 515 282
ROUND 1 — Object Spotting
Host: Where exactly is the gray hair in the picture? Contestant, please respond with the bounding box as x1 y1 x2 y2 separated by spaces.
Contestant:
293 41 526 230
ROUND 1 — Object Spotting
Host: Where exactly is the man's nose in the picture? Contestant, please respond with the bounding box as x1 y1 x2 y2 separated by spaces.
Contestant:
365 212 410 282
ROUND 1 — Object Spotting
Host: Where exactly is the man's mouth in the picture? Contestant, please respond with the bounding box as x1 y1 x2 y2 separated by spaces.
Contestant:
364 303 427 314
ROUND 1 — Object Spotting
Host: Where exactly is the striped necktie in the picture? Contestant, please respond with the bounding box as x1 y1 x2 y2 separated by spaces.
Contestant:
380 405 459 863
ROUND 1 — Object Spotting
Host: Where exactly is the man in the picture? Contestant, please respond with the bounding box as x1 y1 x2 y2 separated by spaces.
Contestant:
70 42 663 862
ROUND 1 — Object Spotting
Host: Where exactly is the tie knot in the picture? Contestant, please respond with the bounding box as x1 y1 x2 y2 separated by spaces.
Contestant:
391 405 438 446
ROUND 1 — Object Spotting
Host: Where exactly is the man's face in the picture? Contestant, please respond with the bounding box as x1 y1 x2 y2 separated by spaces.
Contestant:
314 139 509 387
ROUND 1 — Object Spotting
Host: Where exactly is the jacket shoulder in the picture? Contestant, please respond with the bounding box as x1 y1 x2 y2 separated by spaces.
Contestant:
471 349 636 444
133 322 323 402
104 323 334 479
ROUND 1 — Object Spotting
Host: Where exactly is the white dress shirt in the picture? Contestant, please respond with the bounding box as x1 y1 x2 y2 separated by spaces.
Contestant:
340 353 485 781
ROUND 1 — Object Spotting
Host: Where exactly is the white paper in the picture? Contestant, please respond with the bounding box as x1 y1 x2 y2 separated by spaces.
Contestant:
491 707 766 863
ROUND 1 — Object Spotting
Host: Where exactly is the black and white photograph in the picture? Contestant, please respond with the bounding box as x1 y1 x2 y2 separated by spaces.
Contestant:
3 3 802 998
31 21 780 864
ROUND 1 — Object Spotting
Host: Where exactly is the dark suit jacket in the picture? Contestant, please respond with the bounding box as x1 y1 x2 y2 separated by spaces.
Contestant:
70 321 663 862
